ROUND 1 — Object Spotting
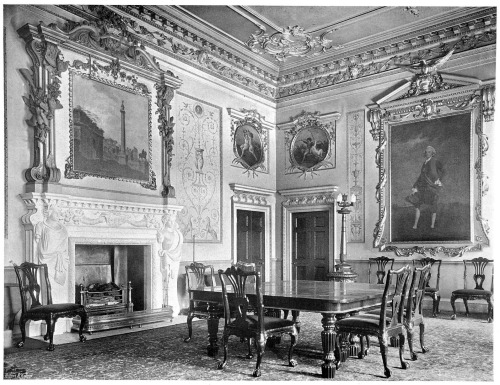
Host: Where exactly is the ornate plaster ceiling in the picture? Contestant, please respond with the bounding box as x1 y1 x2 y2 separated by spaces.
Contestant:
175 6 464 68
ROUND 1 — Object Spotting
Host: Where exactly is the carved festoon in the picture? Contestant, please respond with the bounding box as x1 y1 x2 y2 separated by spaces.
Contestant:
18 24 69 183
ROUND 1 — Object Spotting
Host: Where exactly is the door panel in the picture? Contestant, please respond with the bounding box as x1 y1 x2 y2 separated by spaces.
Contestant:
237 210 265 278
292 211 329 281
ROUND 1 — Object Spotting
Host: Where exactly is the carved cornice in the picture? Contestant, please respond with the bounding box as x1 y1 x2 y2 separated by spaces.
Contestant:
277 13 496 98
279 186 339 206
230 183 274 206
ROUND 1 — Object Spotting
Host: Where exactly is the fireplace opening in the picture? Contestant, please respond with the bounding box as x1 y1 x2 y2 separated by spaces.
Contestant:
75 244 146 312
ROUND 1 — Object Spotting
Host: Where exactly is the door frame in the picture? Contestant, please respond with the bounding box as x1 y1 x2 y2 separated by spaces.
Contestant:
280 186 339 282
230 183 275 283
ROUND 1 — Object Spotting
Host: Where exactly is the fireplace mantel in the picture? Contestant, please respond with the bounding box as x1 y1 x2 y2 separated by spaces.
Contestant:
20 192 183 314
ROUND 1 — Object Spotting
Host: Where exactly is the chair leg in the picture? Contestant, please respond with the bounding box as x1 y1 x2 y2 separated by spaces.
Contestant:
217 333 229 370
78 311 87 342
17 316 26 348
463 298 470 317
399 333 409 369
406 323 417 361
450 294 457 320
432 295 438 317
184 313 194 342
288 330 298 367
46 316 55 351
487 297 493 323
419 322 428 353
253 333 266 377
378 334 391 378
436 294 441 315
246 338 253 359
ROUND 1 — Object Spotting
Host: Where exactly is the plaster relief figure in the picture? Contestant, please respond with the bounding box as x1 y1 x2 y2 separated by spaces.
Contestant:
35 207 69 303
157 213 184 316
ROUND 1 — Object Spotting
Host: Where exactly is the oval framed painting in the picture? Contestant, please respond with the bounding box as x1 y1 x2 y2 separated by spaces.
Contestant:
232 123 264 170
290 125 329 170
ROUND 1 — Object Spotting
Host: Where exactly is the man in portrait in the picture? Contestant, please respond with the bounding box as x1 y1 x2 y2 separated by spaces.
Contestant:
406 145 445 229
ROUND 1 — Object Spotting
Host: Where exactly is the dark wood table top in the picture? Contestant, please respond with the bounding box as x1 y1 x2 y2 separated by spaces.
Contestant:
191 281 387 314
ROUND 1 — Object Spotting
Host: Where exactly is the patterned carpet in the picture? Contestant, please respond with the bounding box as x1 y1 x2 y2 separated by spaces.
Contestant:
3 310 493 381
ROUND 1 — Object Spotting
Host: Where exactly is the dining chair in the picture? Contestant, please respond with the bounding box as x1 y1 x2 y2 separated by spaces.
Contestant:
405 264 431 360
451 257 493 322
217 265 299 377
412 257 441 317
368 256 395 284
335 265 412 378
13 262 87 351
184 262 221 342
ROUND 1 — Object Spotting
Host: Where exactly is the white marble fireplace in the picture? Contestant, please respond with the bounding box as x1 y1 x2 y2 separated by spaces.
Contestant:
20 192 183 335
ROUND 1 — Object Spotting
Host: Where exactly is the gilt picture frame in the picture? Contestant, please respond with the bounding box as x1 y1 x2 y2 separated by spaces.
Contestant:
228 108 271 176
282 111 339 178
66 70 155 189
370 82 490 257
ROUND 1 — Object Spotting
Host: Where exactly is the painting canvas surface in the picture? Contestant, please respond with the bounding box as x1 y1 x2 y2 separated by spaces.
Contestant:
71 74 151 182
175 93 222 243
233 124 263 168
390 112 471 242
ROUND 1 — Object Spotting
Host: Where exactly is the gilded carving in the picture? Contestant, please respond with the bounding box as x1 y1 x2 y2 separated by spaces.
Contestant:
156 82 176 197
482 85 495 122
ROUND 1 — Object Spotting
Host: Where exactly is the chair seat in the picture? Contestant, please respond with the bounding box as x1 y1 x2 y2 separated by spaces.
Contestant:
28 303 84 315
336 315 392 331
452 289 492 296
228 315 296 332
424 287 439 293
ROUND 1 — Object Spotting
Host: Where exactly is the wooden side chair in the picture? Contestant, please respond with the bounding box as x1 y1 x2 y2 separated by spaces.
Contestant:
451 257 493 322
405 264 431 360
217 265 299 377
184 262 221 342
13 262 87 351
368 256 395 284
412 257 441 317
335 265 412 378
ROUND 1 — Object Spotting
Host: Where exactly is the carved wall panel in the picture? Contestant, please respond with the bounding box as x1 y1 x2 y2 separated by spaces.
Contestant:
175 93 222 243
347 110 365 243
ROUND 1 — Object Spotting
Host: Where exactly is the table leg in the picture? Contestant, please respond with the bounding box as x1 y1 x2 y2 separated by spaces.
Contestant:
321 313 338 379
207 304 220 357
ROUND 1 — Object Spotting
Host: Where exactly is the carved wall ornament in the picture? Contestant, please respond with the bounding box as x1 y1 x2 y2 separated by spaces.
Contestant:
482 85 495 122
370 82 489 257
246 25 343 62
228 108 272 177
18 24 70 183
347 110 365 243
280 111 340 178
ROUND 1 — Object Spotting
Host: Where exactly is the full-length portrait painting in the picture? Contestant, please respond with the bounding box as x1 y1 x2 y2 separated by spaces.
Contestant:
390 112 471 243
69 73 152 184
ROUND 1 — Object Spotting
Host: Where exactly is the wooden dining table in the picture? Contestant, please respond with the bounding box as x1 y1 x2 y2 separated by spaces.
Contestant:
189 280 388 379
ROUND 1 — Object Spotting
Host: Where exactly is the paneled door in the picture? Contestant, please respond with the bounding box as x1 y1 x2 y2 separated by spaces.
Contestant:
237 209 265 278
292 211 329 280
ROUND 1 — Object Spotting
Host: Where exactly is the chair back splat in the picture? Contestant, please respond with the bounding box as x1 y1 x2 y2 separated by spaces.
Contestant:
368 256 395 284
12 262 87 351
412 257 441 317
217 265 298 377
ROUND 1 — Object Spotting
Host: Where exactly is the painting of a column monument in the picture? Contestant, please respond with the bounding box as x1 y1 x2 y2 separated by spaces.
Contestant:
70 74 152 184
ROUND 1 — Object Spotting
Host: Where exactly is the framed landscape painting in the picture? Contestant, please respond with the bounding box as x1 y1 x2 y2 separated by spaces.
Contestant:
67 72 154 188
